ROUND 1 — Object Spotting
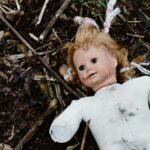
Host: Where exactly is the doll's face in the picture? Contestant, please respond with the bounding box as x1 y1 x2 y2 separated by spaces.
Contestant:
73 45 117 91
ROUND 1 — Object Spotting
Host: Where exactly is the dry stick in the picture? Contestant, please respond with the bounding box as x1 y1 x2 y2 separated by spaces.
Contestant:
52 28 63 46
14 99 58 150
80 121 90 150
0 12 81 98
29 33 39 41
15 0 20 11
35 0 50 26
0 143 13 150
0 10 89 150
141 40 150 51
126 33 144 38
118 14 134 33
139 9 150 21
127 20 141 23
39 0 71 41
43 67 55 98
54 83 66 107
8 51 50 61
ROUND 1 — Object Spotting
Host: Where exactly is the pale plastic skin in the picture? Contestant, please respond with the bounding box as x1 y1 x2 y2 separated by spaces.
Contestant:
50 46 150 149
73 45 117 92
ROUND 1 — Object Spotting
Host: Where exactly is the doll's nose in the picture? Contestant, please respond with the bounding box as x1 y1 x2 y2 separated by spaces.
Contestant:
86 64 93 72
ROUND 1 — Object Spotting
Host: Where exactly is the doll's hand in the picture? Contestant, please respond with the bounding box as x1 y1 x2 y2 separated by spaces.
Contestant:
74 16 99 29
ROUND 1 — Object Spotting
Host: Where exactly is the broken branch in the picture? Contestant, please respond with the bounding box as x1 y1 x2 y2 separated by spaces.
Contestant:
35 0 50 26
0 12 81 98
39 0 71 41
14 99 57 150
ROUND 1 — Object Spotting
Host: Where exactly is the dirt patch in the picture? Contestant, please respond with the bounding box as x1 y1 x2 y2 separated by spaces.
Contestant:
0 0 150 149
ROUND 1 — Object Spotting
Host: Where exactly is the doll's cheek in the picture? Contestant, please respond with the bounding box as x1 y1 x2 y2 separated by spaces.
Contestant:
98 66 109 74
79 77 85 85
78 72 86 80
79 77 87 86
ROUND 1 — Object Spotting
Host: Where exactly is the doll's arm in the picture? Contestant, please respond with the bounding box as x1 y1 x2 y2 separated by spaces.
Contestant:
139 76 150 102
142 76 150 91
49 99 84 143
147 76 150 103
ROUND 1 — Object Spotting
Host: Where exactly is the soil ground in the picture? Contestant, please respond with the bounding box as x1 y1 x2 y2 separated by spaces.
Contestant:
0 0 150 150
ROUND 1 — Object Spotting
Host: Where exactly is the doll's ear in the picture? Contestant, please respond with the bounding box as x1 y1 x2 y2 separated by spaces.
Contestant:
112 56 118 68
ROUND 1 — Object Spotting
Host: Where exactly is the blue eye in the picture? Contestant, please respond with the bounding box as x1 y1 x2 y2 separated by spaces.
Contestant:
91 58 97 64
79 65 85 71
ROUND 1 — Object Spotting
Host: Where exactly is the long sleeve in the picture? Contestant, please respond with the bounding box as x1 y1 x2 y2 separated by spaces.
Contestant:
141 76 150 89
145 76 150 103
145 76 150 102
137 76 150 102
49 99 84 143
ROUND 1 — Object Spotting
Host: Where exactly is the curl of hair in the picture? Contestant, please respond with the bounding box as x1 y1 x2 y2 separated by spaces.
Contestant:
67 24 135 84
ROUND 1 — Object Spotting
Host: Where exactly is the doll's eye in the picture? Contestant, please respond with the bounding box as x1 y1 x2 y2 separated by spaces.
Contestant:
79 65 85 71
91 58 97 64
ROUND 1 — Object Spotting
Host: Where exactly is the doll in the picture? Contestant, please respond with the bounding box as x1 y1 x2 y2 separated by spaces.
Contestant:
49 1 150 150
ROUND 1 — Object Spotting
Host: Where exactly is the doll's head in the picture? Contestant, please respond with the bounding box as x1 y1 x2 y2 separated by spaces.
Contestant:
67 18 134 90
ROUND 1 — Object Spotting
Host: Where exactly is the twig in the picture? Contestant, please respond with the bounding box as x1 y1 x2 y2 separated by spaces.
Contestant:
43 67 55 98
8 51 49 61
126 33 144 38
39 0 71 41
8 125 15 140
139 9 150 21
52 28 63 45
127 20 141 23
14 99 58 150
33 74 55 81
118 14 134 33
35 0 50 26
29 33 39 42
0 5 10 14
54 83 66 107
0 2 23 17
0 4 15 12
0 143 13 150
0 12 81 98
66 143 80 150
35 42 54 51
20 67 32 78
80 121 90 150
140 39 150 51
15 0 20 11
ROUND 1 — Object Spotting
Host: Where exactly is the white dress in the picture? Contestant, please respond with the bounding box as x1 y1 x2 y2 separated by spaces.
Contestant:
50 76 150 150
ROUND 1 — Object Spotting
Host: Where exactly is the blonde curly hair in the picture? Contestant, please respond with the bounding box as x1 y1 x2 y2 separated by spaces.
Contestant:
67 23 135 84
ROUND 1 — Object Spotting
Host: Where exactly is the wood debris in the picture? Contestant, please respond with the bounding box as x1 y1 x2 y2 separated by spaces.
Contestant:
0 0 149 149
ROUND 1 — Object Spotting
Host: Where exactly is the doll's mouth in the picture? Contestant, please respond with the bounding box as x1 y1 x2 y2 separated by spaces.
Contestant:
88 72 97 79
